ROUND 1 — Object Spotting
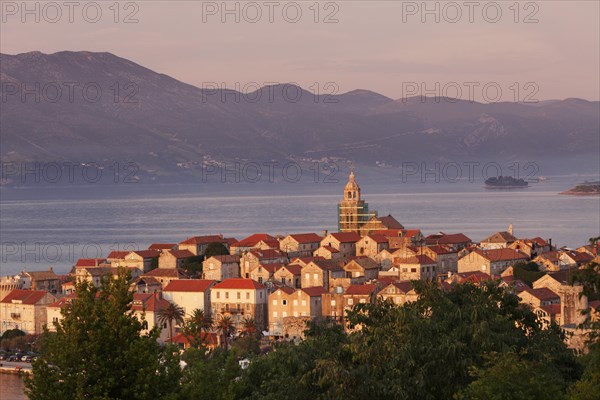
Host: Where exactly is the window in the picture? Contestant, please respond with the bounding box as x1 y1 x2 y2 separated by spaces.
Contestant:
216 292 220 299
258 277 263 284
293 312 298 317
347 298 354 305
305 273 309 281
282 300 287 305
301 300 306 306
237 292 241 299
225 292 229 299
246 292 250 300
273 311 278 318
359 299 366 304
411 268 417 273
273 299 278 306
281 277 286 283
313 273 318 281
293 299 298 306
282 312 287 317
331 300 336 306
402 268 408 273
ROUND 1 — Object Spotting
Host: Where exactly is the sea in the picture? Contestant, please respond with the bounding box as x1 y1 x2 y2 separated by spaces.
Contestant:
1 176 599 277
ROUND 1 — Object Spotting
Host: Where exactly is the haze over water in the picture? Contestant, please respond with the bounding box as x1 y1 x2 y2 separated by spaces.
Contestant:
1 176 598 276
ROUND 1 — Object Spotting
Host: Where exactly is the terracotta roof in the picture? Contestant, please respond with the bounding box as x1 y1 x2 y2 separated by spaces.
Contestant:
148 243 176 251
277 263 303 275
471 248 529 262
346 257 380 270
164 279 215 292
482 231 518 244
256 263 282 274
233 233 276 247
320 245 339 253
544 269 578 285
539 304 561 316
274 286 296 295
79 267 112 277
371 229 404 237
455 272 492 284
212 278 265 290
168 332 218 346
1 289 50 304
143 268 188 278
287 233 322 244
48 293 77 308
75 258 106 267
130 250 160 258
531 237 549 247
536 250 561 262
523 287 560 301
107 251 130 259
329 232 361 243
24 268 59 281
426 245 456 255
248 248 286 259
206 254 239 263
309 259 344 271
564 251 593 263
364 234 389 244
180 235 227 245
393 280 415 293
301 286 328 297
132 276 161 286
345 284 378 295
168 249 195 259
425 233 471 245
378 215 404 230
500 277 530 293
396 255 436 265
131 293 170 312
291 256 324 266
403 229 422 238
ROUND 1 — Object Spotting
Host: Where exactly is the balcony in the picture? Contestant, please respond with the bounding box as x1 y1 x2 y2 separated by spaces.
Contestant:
10 313 21 319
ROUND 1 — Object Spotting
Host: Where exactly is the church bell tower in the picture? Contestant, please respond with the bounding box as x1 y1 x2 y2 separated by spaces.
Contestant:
338 171 372 233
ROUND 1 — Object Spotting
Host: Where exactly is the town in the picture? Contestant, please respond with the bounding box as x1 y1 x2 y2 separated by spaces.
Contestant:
1 171 599 352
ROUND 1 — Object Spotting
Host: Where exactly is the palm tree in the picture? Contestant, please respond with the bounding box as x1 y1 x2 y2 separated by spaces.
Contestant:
214 315 234 350
240 316 259 339
184 309 213 347
157 302 185 342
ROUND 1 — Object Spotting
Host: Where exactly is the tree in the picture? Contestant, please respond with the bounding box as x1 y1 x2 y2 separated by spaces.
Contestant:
204 242 229 258
513 261 545 286
240 316 259 338
214 315 234 350
158 302 185 342
24 271 180 400
182 309 213 348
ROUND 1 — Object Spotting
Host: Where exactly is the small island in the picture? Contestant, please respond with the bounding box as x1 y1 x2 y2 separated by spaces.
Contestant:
559 182 600 195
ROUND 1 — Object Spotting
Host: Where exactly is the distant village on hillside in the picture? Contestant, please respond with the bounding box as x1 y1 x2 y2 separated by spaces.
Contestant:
1 172 599 349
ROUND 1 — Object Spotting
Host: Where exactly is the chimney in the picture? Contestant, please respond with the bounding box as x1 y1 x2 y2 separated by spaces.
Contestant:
322 230 328 237
508 224 513 236
548 238 552 249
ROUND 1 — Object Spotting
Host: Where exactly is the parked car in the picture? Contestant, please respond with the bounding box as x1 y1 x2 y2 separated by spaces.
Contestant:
23 356 32 363
8 355 19 362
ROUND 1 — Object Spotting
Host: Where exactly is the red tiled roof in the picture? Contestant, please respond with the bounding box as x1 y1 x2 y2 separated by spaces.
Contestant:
131 293 170 312
180 235 227 245
471 248 529 262
163 279 215 292
378 215 404 229
371 229 404 237
531 237 549 247
168 332 218 346
403 229 422 238
539 304 561 316
274 286 296 295
1 289 50 304
168 249 195 259
107 251 129 259
482 231 517 244
206 254 239 263
143 268 188 278
310 259 344 271
425 233 471 245
396 255 436 265
565 251 593 263
301 286 328 297
75 258 106 267
288 233 322 244
364 234 389 244
48 293 77 308
291 256 324 266
346 284 378 295
393 280 415 293
524 287 560 301
233 233 276 247
130 250 160 258
455 272 492 284
346 257 380 270
320 245 339 253
329 232 361 243
148 243 176 251
212 278 265 290
277 263 303 275
248 248 286 259
426 245 456 255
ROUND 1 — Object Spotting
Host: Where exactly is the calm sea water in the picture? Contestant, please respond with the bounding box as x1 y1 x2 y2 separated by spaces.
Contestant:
1 178 599 276
0 373 26 400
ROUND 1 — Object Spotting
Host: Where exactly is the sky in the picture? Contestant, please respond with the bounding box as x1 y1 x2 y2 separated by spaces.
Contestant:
1 0 599 102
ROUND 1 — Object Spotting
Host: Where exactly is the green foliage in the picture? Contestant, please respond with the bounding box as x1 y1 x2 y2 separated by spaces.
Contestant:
24 271 181 400
181 309 213 348
204 242 230 258
157 302 185 341
568 341 600 400
182 255 204 276
513 261 545 286
230 336 260 358
456 352 567 400
1 328 25 340
175 348 241 400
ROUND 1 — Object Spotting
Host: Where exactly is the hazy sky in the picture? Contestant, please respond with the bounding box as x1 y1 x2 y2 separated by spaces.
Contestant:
2 0 599 101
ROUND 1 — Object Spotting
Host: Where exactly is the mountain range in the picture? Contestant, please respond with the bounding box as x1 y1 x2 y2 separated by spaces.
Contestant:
1 51 598 184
